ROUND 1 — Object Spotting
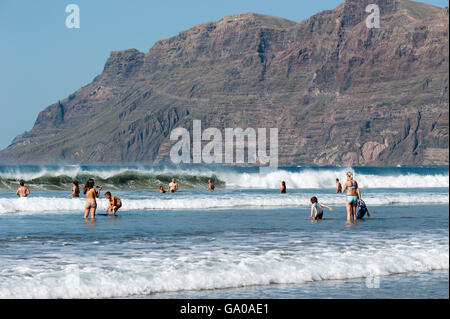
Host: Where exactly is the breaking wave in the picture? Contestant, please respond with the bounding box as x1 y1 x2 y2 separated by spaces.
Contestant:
0 191 448 214
0 165 447 190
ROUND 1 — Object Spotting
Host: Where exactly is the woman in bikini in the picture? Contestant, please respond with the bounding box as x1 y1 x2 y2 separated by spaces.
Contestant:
83 178 102 219
341 172 361 222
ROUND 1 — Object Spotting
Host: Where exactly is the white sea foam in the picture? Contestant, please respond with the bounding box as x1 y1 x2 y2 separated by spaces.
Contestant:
220 169 450 189
0 233 447 298
0 192 448 214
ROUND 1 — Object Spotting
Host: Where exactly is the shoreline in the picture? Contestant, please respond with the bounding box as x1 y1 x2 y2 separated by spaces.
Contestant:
140 270 449 299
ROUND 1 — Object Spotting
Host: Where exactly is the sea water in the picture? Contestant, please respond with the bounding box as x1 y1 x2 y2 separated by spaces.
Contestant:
0 166 448 298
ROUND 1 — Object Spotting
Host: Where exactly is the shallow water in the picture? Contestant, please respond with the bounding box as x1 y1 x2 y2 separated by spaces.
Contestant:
0 166 448 299
146 271 449 299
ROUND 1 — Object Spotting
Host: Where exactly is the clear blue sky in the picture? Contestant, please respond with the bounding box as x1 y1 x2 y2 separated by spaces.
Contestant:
0 0 448 150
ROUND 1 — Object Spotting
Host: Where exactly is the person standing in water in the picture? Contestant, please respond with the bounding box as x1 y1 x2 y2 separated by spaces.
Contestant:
16 181 30 197
280 181 287 194
83 178 102 219
341 172 361 222
70 181 80 198
336 178 342 193
168 178 178 193
208 179 215 192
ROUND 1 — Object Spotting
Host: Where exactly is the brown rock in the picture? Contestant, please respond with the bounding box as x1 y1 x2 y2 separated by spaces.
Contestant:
0 0 448 166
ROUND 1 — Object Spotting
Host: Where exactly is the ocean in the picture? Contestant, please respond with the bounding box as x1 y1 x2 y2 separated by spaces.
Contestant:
0 165 448 299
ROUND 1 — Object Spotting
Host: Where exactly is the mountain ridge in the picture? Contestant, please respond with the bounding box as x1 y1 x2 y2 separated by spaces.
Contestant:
0 0 448 166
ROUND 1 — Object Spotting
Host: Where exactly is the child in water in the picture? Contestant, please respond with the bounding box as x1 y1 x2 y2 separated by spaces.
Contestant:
309 196 333 220
105 192 122 215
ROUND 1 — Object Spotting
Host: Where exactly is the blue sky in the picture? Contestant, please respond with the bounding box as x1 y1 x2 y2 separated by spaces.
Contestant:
0 0 448 150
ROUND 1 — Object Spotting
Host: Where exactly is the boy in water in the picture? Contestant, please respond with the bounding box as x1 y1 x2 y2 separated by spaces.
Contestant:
105 192 122 214
16 181 30 197
309 196 333 220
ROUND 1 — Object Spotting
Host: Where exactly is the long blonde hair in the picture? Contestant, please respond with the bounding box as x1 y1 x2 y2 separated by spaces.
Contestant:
346 172 354 180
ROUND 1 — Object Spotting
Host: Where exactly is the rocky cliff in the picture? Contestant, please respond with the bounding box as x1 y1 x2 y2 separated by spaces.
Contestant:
1 0 448 166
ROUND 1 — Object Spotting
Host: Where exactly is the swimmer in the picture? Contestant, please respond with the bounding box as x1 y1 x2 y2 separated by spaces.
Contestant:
280 181 287 194
168 178 178 193
83 178 102 219
208 179 215 192
16 181 30 197
309 196 333 220
336 178 342 193
105 192 122 214
70 180 80 198
158 186 166 193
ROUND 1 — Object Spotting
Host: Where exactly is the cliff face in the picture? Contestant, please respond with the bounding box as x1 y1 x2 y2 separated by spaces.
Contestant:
1 0 448 166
